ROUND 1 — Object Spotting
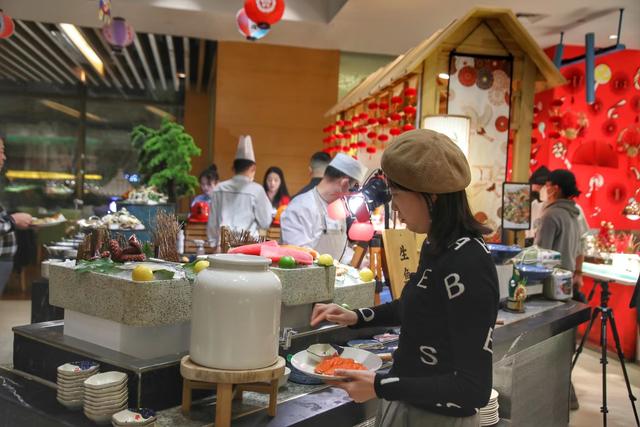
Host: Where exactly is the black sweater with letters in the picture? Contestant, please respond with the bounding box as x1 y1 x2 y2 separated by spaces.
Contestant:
353 235 499 417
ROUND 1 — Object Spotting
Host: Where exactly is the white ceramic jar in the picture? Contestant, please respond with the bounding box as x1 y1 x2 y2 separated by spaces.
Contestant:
190 254 282 370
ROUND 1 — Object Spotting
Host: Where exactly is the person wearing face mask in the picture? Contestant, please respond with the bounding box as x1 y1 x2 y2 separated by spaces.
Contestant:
525 166 550 245
310 130 499 427
280 153 366 263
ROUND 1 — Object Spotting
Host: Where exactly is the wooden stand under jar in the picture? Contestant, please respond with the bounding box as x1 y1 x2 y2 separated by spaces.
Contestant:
180 355 285 427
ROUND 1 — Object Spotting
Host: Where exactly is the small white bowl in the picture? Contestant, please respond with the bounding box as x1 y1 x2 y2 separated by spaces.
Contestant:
278 367 291 388
57 362 99 375
84 387 128 401
111 408 157 426
306 344 339 363
84 372 127 390
84 395 128 408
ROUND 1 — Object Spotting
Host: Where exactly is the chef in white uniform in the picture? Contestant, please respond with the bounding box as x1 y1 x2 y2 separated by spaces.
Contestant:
281 154 367 262
207 136 273 247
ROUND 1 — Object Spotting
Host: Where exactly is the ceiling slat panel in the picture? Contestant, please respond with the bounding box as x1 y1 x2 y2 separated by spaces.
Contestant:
166 35 179 92
122 47 145 90
148 34 167 90
133 34 156 90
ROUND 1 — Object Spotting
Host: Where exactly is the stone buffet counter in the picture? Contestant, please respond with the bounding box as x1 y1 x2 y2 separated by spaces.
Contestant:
8 298 590 427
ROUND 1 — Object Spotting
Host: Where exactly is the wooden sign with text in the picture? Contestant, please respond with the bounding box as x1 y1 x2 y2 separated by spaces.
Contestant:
382 229 419 300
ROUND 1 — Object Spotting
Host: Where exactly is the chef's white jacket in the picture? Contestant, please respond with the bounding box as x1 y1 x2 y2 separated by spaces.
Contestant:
207 175 273 246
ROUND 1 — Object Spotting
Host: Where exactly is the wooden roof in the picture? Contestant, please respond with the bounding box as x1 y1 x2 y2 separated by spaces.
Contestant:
327 7 565 116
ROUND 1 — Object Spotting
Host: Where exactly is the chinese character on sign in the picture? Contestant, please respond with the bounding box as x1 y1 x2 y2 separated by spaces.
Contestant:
399 245 409 261
403 267 411 283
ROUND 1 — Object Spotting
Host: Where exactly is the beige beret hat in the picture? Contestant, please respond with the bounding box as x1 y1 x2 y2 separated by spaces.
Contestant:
381 129 471 193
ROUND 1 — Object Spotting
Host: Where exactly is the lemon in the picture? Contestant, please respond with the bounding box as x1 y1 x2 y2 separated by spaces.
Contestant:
132 265 154 282
317 254 334 267
594 64 611 84
194 260 210 274
359 268 375 282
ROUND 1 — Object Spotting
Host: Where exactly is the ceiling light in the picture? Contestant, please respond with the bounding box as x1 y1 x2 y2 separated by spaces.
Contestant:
177 72 186 79
40 99 106 122
60 23 104 75
438 73 450 80
145 105 176 121
609 34 618 40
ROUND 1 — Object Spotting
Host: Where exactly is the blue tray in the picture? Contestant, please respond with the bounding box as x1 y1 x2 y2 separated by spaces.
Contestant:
515 263 553 283
487 244 522 264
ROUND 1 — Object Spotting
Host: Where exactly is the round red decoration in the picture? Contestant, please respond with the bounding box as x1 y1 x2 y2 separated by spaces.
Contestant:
390 113 402 121
391 96 403 105
378 102 389 110
367 131 378 139
378 134 389 142
366 146 377 154
495 116 508 133
403 105 417 116
367 118 378 125
610 72 630 94
390 128 401 136
336 120 344 126
350 143 358 149
0 10 15 39
322 137 331 144
402 124 415 132
378 117 389 126
344 120 352 127
359 113 369 120
602 119 617 137
404 88 417 97
343 131 352 138
368 102 378 110
357 141 367 148
358 127 367 134
458 66 477 87
341 146 350 152
244 0 285 29
334 133 343 140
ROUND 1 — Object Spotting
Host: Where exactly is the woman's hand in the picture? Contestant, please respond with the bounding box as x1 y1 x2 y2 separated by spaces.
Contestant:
327 370 377 403
310 303 357 328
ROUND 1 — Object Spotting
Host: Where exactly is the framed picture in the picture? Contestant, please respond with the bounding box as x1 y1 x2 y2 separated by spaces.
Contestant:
501 182 532 230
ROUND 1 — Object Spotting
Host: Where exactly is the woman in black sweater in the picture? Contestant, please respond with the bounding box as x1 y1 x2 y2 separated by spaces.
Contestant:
311 129 499 426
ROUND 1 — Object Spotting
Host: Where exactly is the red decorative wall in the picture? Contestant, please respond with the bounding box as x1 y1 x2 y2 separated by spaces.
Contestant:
530 46 640 230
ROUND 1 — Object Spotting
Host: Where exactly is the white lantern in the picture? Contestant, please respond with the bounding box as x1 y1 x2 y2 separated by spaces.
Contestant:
423 115 471 157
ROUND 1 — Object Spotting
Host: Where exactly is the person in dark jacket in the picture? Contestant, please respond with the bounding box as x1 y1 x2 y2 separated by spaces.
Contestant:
310 130 499 427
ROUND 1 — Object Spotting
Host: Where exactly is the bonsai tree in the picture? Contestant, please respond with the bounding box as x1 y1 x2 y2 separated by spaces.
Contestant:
131 117 201 202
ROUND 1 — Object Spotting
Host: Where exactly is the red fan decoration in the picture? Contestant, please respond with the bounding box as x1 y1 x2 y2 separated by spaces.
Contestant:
0 10 15 39
244 0 285 29
458 66 477 87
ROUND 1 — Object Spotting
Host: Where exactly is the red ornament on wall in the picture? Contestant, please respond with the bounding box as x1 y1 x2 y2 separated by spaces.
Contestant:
0 10 15 39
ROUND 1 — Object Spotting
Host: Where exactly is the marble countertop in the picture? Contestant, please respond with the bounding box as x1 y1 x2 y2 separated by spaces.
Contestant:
583 262 638 287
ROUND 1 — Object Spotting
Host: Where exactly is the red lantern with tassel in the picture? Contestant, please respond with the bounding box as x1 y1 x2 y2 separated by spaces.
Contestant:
366 146 377 154
244 0 285 29
402 124 415 132
0 10 15 39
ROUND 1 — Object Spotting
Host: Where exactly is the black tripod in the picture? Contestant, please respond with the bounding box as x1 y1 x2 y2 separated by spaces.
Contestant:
572 280 640 426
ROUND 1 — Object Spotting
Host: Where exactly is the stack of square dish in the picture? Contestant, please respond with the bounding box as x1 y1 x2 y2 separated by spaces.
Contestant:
111 408 157 426
479 388 500 426
83 372 128 424
56 361 99 410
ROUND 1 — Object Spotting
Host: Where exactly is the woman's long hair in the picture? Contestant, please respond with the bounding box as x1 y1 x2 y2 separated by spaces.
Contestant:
263 166 290 208
389 180 491 255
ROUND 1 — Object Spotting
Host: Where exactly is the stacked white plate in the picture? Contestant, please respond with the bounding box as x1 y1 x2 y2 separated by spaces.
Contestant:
56 361 100 410
83 371 129 425
111 408 157 426
480 389 500 426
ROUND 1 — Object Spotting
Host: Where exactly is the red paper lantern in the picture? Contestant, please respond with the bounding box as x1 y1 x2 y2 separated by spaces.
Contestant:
368 102 378 110
348 221 375 242
367 131 378 139
390 128 401 136
244 0 285 29
378 134 389 142
343 131 352 138
336 120 345 126
357 141 367 148
367 118 378 125
357 127 367 134
390 112 402 121
350 143 358 149
404 87 417 97
335 133 343 139
378 117 389 125
391 96 403 105
402 124 415 132
344 120 352 127
0 10 15 39
341 146 350 152
366 146 377 154
378 102 389 110
322 137 331 144
359 113 369 120
403 105 417 116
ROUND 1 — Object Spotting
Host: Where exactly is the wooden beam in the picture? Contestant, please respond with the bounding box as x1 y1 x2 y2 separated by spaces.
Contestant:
512 55 536 182
196 39 206 93
420 57 439 118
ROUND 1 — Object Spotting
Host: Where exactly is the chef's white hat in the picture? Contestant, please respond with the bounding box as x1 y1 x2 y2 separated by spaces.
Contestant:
329 154 367 183
235 135 256 162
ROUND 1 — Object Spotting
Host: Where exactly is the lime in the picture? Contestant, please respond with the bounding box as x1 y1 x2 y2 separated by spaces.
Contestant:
340 303 352 310
132 265 154 282
194 260 210 274
317 254 334 267
278 256 297 269
359 268 375 282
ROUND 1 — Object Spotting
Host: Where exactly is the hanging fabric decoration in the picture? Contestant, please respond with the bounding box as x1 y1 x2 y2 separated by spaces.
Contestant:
244 0 285 30
98 0 112 24
236 8 269 41
0 10 15 39
102 17 135 52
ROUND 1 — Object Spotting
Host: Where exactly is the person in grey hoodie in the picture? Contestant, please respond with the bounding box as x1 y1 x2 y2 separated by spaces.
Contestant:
535 169 584 288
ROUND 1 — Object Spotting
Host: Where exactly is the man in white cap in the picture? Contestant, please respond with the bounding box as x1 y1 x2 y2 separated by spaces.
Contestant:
281 153 367 262
207 136 273 247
